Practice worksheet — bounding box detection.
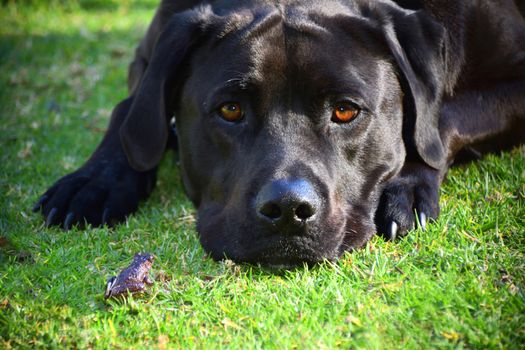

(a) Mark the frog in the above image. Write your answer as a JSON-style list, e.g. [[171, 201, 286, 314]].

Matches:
[[104, 253, 155, 299]]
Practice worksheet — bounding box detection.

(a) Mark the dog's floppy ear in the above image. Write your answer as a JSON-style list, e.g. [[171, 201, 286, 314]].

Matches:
[[383, 9, 448, 169], [120, 7, 215, 171]]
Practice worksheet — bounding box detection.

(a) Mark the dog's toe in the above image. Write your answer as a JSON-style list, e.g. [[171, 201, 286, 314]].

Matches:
[[33, 194, 50, 213], [66, 182, 109, 228], [101, 183, 142, 226]]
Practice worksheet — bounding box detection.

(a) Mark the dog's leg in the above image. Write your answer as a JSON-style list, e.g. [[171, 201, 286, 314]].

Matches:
[[33, 97, 158, 229], [32, 3, 185, 229], [376, 81, 525, 239]]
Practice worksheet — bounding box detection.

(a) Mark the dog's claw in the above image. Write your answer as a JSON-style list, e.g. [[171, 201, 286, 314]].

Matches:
[[32, 195, 48, 212], [45, 208, 58, 227], [64, 212, 74, 230], [102, 208, 110, 226], [105, 276, 116, 299], [388, 221, 398, 241], [418, 212, 427, 231]]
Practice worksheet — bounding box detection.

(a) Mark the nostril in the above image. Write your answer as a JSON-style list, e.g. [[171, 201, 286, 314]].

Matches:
[[295, 203, 315, 220], [255, 178, 321, 228], [259, 202, 282, 220]]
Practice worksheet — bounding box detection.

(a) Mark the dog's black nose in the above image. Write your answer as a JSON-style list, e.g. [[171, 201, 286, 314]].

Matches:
[[255, 179, 320, 232]]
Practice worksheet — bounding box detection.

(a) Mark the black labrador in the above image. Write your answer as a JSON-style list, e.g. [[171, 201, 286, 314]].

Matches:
[[34, 0, 525, 266]]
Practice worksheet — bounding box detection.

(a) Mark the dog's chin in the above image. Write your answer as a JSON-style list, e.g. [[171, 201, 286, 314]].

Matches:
[[215, 238, 343, 268], [197, 210, 347, 267]]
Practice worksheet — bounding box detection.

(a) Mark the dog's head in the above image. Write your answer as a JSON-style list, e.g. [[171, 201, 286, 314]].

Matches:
[[120, 0, 447, 265]]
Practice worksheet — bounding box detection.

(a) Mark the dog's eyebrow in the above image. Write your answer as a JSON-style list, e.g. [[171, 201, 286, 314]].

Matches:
[[221, 76, 253, 90], [204, 77, 254, 105]]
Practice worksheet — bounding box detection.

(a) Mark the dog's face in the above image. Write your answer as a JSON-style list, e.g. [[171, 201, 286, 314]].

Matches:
[[120, 1, 447, 265], [175, 3, 407, 265]]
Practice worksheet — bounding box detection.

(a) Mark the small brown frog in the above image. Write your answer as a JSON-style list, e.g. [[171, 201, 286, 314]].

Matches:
[[104, 253, 155, 299]]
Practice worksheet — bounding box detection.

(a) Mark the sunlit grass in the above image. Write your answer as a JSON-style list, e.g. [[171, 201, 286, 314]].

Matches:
[[1, 1, 524, 348]]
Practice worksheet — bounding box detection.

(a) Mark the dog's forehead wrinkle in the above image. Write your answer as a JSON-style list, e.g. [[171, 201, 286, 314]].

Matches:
[[249, 37, 286, 84], [213, 9, 254, 39], [239, 6, 282, 43], [282, 6, 331, 37]]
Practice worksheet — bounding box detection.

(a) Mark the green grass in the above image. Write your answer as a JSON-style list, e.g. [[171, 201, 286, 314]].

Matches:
[[1, 1, 524, 348]]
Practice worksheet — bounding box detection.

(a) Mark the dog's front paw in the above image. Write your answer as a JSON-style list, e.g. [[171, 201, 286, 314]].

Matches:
[[33, 158, 157, 230], [375, 163, 441, 240]]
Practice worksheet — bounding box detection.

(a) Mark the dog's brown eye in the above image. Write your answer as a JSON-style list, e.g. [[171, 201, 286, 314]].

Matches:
[[332, 102, 360, 123], [219, 102, 243, 122]]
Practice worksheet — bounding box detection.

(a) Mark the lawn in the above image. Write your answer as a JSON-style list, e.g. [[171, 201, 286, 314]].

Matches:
[[0, 1, 524, 348]]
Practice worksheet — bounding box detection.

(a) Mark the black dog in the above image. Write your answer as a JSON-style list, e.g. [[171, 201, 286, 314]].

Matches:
[[34, 0, 525, 265]]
